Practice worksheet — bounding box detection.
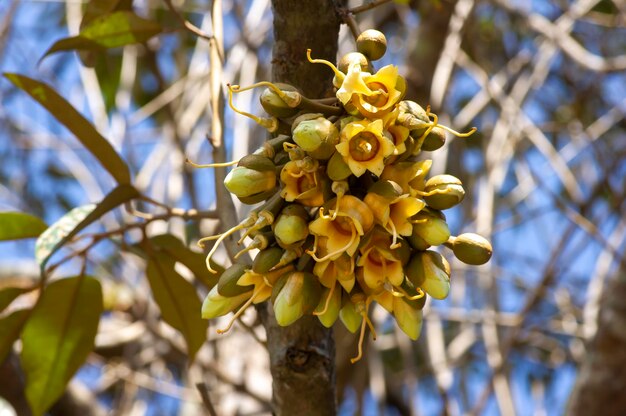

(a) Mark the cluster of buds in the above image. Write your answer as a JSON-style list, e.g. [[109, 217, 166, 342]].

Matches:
[[198, 30, 492, 363]]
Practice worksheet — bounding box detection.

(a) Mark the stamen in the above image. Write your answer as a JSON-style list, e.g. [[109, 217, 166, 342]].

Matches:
[[307, 234, 320, 257], [232, 81, 301, 107], [203, 231, 235, 273], [185, 157, 239, 169], [306, 49, 345, 80], [308, 226, 357, 263], [438, 124, 477, 138], [350, 315, 367, 364], [227, 84, 278, 131], [199, 216, 256, 273], [319, 207, 333, 220], [216, 286, 263, 334], [237, 212, 273, 244], [350, 299, 376, 364], [313, 282, 336, 316], [388, 220, 401, 249], [390, 285, 425, 300]]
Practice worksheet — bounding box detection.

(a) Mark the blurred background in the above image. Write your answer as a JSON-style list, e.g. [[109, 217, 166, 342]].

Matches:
[[0, 0, 625, 415]]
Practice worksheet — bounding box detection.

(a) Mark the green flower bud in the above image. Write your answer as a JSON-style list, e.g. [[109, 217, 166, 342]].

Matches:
[[423, 174, 465, 210], [201, 285, 252, 319], [217, 263, 252, 297], [272, 271, 321, 326], [393, 296, 423, 340], [338, 51, 372, 73], [409, 208, 450, 249], [292, 115, 339, 160], [327, 150, 353, 181], [398, 100, 430, 137], [252, 246, 284, 274], [224, 166, 276, 200], [260, 83, 300, 118], [356, 29, 387, 61], [339, 295, 362, 334], [315, 284, 342, 328], [406, 250, 451, 299], [273, 204, 310, 249], [451, 233, 493, 265], [420, 126, 446, 151]]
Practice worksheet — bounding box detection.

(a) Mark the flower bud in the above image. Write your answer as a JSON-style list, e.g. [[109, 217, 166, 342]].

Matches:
[[252, 246, 284, 274], [392, 297, 423, 340], [451, 233, 493, 265], [292, 114, 339, 160], [272, 271, 321, 326], [273, 204, 310, 249], [409, 208, 450, 250], [420, 126, 446, 151], [356, 29, 387, 61], [423, 174, 465, 210], [398, 100, 431, 136], [338, 52, 372, 73], [339, 295, 362, 334], [224, 166, 276, 200], [217, 263, 252, 297], [405, 250, 451, 299], [260, 83, 300, 118], [224, 155, 277, 203], [201, 285, 252, 319], [327, 150, 353, 181], [315, 284, 342, 328]]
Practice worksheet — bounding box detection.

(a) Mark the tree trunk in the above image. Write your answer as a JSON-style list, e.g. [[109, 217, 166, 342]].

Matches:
[[258, 1, 342, 415], [567, 267, 626, 415]]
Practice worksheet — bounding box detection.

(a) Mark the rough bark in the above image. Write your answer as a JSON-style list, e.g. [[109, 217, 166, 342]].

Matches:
[[259, 1, 342, 415], [567, 267, 626, 416]]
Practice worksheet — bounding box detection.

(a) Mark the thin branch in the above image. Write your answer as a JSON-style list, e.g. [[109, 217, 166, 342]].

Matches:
[[163, 0, 214, 42], [195, 383, 218, 416], [350, 0, 393, 15]]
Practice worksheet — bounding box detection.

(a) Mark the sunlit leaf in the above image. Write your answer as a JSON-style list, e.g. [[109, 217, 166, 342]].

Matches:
[[3, 73, 131, 185], [0, 212, 47, 241], [149, 234, 222, 288], [0, 286, 35, 313], [35, 185, 139, 269], [0, 309, 30, 364], [21, 276, 102, 416], [78, 0, 133, 67], [146, 256, 207, 361], [43, 11, 163, 58]]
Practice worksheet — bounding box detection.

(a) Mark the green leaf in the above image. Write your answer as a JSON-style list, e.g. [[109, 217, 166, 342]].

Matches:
[[81, 0, 131, 27], [43, 11, 163, 58], [146, 256, 207, 361], [21, 276, 102, 416], [0, 212, 48, 241], [0, 286, 35, 313], [149, 234, 222, 289], [3, 73, 131, 185], [0, 309, 30, 364], [35, 185, 139, 269]]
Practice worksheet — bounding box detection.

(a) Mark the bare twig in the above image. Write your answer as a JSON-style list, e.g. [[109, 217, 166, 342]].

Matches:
[[350, 0, 393, 15], [164, 0, 214, 42], [195, 383, 219, 416]]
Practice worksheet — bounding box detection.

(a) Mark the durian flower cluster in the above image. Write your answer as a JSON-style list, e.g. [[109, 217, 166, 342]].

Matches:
[[198, 30, 492, 363]]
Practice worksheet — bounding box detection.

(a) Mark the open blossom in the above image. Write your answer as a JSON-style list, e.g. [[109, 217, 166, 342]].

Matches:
[[337, 62, 404, 118], [336, 118, 395, 177], [280, 159, 327, 207], [308, 195, 374, 261], [364, 180, 425, 242], [356, 226, 406, 291]]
